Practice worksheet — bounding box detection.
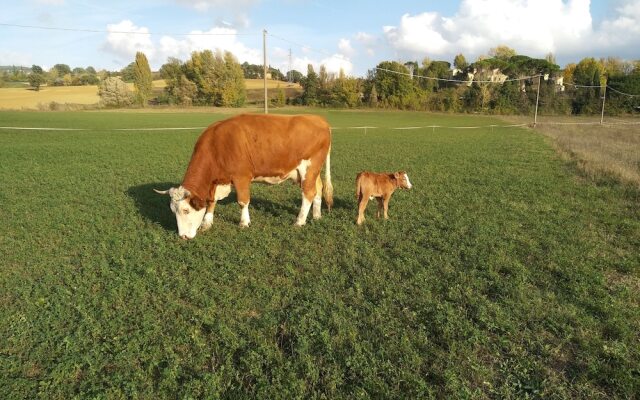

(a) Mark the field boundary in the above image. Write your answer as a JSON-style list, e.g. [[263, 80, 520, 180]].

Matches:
[[1, 123, 530, 132], [2, 120, 638, 132]]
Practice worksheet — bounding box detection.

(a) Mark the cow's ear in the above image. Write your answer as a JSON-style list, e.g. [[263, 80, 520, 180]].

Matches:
[[393, 172, 402, 180], [189, 196, 207, 211]]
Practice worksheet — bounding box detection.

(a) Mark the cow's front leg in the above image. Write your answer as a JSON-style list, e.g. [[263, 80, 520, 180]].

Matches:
[[234, 178, 251, 228], [200, 201, 217, 231]]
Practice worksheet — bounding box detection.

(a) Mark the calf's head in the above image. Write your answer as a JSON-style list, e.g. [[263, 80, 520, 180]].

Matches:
[[394, 171, 413, 189], [154, 186, 206, 240]]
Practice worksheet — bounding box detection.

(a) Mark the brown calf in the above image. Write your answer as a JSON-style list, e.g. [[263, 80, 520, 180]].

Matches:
[[355, 171, 412, 225]]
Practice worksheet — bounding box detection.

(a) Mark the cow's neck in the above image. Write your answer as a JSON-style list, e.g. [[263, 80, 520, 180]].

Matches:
[[181, 150, 214, 202]]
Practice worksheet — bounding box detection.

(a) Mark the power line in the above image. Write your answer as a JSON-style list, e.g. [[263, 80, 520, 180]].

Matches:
[[0, 22, 258, 36]]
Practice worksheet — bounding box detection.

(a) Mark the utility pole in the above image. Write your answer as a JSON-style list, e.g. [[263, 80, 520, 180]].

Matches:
[[288, 48, 292, 83], [533, 75, 541, 127], [600, 81, 607, 125], [263, 29, 268, 114]]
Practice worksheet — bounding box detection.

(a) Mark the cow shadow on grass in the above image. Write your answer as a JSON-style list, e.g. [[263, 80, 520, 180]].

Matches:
[[127, 182, 351, 230], [126, 182, 178, 231]]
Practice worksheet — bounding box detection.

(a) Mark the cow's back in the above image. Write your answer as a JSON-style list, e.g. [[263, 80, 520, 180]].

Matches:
[[208, 114, 331, 177]]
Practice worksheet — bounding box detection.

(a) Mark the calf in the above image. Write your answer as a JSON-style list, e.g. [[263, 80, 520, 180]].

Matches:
[[355, 171, 412, 225]]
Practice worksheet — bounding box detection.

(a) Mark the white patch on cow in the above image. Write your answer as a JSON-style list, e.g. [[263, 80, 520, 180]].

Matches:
[[295, 197, 312, 226], [172, 196, 206, 239], [297, 159, 311, 183], [214, 184, 232, 200], [312, 193, 322, 220], [252, 159, 311, 186], [404, 173, 413, 189], [239, 202, 251, 227]]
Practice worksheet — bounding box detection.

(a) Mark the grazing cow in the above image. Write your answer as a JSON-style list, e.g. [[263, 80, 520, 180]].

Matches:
[[155, 114, 333, 239], [355, 171, 412, 225]]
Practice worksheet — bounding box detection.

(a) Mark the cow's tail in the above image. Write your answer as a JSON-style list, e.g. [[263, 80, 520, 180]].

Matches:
[[355, 173, 362, 200], [323, 144, 334, 210]]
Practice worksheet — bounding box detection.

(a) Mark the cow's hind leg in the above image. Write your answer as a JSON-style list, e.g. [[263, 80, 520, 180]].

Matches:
[[312, 175, 323, 220], [296, 171, 319, 226]]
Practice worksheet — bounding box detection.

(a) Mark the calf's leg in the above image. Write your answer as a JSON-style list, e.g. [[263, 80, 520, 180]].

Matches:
[[356, 195, 369, 225]]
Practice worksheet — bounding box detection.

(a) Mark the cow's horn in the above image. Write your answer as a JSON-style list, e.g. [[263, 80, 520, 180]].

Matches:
[[153, 188, 170, 195]]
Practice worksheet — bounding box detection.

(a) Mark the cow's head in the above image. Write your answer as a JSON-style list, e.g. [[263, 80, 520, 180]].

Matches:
[[154, 186, 206, 240], [394, 171, 413, 190]]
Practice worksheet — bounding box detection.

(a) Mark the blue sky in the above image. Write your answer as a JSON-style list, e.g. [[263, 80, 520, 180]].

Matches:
[[1, 0, 639, 77]]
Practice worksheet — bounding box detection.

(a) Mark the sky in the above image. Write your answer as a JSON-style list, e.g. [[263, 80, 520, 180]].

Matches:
[[1, 0, 639, 77]]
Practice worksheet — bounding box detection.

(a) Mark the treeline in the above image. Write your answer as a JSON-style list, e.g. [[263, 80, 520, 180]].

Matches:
[[4, 45, 639, 115], [296, 50, 640, 115]]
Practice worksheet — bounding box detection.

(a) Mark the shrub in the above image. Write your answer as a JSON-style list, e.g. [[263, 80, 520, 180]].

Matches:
[[98, 77, 133, 108]]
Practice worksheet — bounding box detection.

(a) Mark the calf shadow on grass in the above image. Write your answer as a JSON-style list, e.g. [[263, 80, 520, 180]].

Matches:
[[127, 182, 352, 231]]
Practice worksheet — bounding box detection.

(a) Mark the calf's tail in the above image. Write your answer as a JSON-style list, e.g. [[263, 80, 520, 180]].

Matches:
[[322, 144, 334, 210]]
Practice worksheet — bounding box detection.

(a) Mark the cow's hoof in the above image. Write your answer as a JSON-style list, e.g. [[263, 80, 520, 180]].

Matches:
[[239, 222, 250, 228], [294, 220, 306, 227]]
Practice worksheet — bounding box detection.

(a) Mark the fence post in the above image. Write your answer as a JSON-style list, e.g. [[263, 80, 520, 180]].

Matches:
[[600, 82, 607, 125], [533, 75, 541, 127]]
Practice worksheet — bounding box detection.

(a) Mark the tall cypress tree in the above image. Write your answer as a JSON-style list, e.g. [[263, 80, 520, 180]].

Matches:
[[133, 52, 153, 107]]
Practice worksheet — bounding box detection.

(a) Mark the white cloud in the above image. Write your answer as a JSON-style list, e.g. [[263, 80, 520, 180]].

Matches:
[[102, 21, 262, 68], [103, 20, 155, 62], [338, 38, 354, 57], [381, 0, 640, 63], [157, 27, 262, 65], [175, 0, 259, 12]]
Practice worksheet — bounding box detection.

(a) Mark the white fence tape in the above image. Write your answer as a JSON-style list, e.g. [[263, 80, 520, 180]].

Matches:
[[1, 121, 637, 132]]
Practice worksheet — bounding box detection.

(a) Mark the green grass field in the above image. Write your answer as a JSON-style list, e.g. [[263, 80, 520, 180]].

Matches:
[[1, 110, 638, 399]]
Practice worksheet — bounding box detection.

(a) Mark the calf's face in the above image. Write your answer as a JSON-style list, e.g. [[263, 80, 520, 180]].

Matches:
[[395, 171, 413, 189], [154, 186, 206, 240]]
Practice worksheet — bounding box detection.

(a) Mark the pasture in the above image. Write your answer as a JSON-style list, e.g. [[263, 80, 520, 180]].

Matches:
[[0, 79, 300, 110], [0, 110, 638, 398]]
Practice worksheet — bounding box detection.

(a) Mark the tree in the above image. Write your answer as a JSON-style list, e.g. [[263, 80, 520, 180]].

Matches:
[[286, 69, 304, 83], [489, 45, 516, 61], [98, 76, 132, 107], [120, 62, 136, 82], [32, 65, 43, 74], [374, 61, 413, 107], [133, 52, 153, 106], [453, 54, 468, 70], [571, 57, 605, 114], [219, 51, 246, 107], [369, 84, 378, 107], [28, 73, 46, 91], [52, 64, 71, 76], [302, 64, 319, 106]]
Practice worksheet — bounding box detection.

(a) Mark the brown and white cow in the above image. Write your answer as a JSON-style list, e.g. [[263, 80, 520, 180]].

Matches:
[[155, 114, 333, 239], [355, 171, 412, 225]]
